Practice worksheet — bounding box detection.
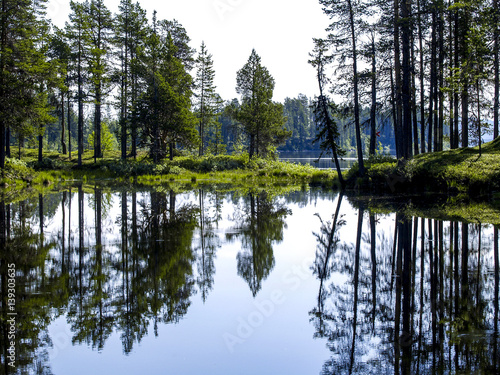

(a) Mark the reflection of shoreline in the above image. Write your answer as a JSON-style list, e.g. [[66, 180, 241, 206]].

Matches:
[[310, 207, 500, 374], [1, 189, 498, 374]]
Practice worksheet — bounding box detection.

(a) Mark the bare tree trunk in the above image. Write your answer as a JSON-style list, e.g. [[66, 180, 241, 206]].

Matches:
[[5, 126, 9, 158], [494, 0, 499, 139], [348, 0, 365, 174], [370, 34, 377, 156], [394, 0, 403, 159], [78, 29, 84, 167], [68, 91, 72, 160], [437, 6, 445, 151], [401, 0, 413, 159], [417, 0, 426, 153], [61, 90, 67, 155], [411, 33, 419, 156]]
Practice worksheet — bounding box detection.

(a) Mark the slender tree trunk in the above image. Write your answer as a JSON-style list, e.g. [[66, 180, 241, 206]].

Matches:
[[121, 10, 129, 160], [401, 0, 413, 159], [417, 0, 426, 153], [429, 7, 437, 153], [5, 127, 9, 158], [68, 91, 72, 160], [370, 213, 377, 330], [120, 46, 128, 160], [370, 35, 377, 156], [461, 87, 469, 147], [169, 142, 174, 161], [350, 205, 363, 374], [0, 119, 4, 169], [494, 0, 499, 139], [348, 0, 365, 174], [38, 129, 43, 163], [131, 51, 137, 160], [477, 81, 482, 156], [391, 67, 400, 158], [401, 216, 412, 375], [61, 90, 67, 155], [0, 0, 5, 169], [411, 33, 419, 156], [38, 87, 44, 163], [78, 29, 84, 167], [460, 8, 470, 148], [437, 4, 445, 151], [249, 133, 255, 158], [94, 88, 102, 161], [448, 4, 455, 149], [453, 0, 460, 148], [394, 0, 403, 159]]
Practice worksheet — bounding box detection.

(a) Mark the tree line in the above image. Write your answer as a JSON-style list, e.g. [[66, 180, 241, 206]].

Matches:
[[1, 0, 498, 171], [0, 0, 291, 169]]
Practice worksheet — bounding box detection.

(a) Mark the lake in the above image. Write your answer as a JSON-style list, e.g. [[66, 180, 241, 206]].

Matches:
[[278, 151, 362, 170], [0, 186, 499, 374]]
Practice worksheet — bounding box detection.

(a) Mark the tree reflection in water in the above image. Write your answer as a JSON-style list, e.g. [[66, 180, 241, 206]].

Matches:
[[227, 191, 291, 297], [0, 189, 499, 375], [311, 196, 500, 374]]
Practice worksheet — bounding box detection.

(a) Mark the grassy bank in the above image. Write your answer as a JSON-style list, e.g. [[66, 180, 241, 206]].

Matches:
[[350, 137, 500, 199], [2, 138, 500, 200], [0, 150, 338, 191]]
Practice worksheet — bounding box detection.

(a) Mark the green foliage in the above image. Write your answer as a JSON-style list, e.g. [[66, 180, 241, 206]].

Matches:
[[88, 123, 118, 155], [233, 49, 291, 157], [194, 41, 221, 156], [135, 29, 198, 161]]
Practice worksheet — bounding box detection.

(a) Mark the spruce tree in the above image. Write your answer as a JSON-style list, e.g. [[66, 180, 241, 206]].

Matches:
[[194, 41, 219, 156]]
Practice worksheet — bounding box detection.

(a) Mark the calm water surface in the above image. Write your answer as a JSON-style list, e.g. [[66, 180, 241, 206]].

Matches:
[[0, 187, 499, 374], [279, 151, 360, 170]]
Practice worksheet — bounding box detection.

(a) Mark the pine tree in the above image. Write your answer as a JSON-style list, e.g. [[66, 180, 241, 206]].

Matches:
[[135, 18, 197, 162], [115, 0, 148, 159], [234, 49, 290, 158], [309, 38, 346, 187], [66, 0, 88, 167], [85, 0, 113, 161], [48, 27, 71, 155], [194, 41, 219, 156], [0, 0, 55, 168], [319, 0, 366, 174]]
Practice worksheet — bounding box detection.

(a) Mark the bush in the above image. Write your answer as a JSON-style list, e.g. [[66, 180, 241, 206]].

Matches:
[[32, 157, 66, 170]]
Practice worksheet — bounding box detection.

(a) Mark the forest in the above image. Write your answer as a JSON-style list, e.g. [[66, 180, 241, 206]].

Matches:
[[0, 0, 498, 173]]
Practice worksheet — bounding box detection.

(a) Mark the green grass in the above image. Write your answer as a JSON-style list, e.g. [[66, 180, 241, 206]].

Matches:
[[346, 138, 500, 197], [409, 137, 500, 194], [0, 149, 338, 191], [3, 138, 500, 200]]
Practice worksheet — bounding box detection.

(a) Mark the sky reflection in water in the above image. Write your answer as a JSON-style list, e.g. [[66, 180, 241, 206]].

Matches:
[[0, 188, 498, 374]]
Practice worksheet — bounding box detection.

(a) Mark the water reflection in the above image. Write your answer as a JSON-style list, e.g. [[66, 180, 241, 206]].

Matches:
[[228, 191, 291, 297], [0, 189, 498, 374], [279, 151, 359, 170], [311, 198, 500, 374]]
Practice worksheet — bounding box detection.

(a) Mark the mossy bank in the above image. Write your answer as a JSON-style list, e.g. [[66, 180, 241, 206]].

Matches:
[[349, 137, 500, 200]]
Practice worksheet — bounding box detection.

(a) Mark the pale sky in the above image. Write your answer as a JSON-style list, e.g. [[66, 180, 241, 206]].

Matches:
[[46, 0, 330, 103]]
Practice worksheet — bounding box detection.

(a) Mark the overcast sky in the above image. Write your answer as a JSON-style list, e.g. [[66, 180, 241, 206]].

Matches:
[[47, 0, 330, 103]]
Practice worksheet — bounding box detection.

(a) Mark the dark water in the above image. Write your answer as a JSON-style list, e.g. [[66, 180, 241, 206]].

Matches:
[[0, 187, 499, 374]]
